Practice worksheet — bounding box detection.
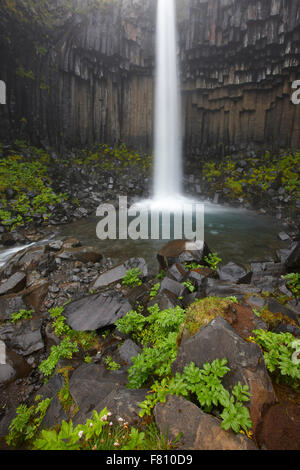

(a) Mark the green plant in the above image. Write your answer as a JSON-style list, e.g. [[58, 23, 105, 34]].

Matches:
[[105, 355, 121, 371], [33, 407, 177, 451], [149, 283, 160, 300], [184, 262, 204, 270], [226, 296, 238, 304], [156, 270, 166, 280], [182, 280, 195, 293], [139, 359, 253, 434], [282, 273, 300, 297], [250, 330, 300, 389], [39, 338, 79, 378], [115, 304, 186, 388], [10, 309, 34, 324], [204, 253, 222, 271], [122, 268, 143, 287], [6, 396, 51, 448]]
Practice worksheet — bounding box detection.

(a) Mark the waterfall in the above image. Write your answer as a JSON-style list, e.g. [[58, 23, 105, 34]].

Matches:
[[153, 0, 182, 200]]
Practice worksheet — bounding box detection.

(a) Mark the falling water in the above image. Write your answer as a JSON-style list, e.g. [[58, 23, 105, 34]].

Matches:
[[153, 0, 182, 200]]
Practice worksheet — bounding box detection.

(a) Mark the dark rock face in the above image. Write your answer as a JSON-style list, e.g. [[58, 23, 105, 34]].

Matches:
[[0, 273, 26, 296], [0, 319, 44, 356], [172, 317, 276, 431], [1, 0, 299, 153], [63, 290, 132, 331], [154, 395, 257, 450], [92, 258, 147, 290], [157, 240, 211, 271], [217, 262, 252, 284]]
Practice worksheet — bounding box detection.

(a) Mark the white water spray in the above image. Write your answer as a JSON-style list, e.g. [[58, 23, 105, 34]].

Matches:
[[153, 0, 182, 200]]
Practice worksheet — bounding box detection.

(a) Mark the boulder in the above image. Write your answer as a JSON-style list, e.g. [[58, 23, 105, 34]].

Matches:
[[154, 395, 256, 450], [166, 263, 188, 283], [92, 258, 147, 290], [0, 341, 31, 387], [172, 317, 276, 432], [205, 278, 260, 298], [267, 298, 300, 325], [117, 339, 142, 367], [147, 291, 180, 310], [0, 294, 27, 322], [56, 246, 103, 264], [217, 262, 252, 284], [22, 279, 49, 313], [159, 277, 187, 298], [63, 291, 132, 331], [157, 240, 211, 271], [69, 363, 127, 424], [0, 319, 44, 356], [0, 272, 26, 296], [285, 242, 300, 269]]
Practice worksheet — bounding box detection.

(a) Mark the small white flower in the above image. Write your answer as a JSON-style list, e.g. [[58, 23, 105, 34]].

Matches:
[[78, 431, 83, 438], [90, 423, 93, 427], [109, 422, 113, 426], [118, 417, 124, 423], [107, 412, 112, 417], [101, 415, 108, 421]]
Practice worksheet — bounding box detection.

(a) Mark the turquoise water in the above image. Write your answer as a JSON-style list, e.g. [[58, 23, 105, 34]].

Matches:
[[57, 203, 285, 273]]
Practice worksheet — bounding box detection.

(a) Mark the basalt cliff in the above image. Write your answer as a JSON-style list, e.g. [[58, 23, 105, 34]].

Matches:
[[0, 0, 300, 156]]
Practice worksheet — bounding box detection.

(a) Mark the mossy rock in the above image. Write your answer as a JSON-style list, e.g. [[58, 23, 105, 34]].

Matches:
[[183, 297, 235, 337]]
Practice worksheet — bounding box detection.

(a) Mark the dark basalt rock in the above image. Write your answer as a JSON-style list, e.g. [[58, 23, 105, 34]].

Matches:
[[172, 317, 276, 431], [157, 240, 211, 271], [92, 258, 147, 290], [154, 395, 257, 450], [56, 246, 103, 264], [285, 242, 300, 269], [63, 290, 133, 331], [217, 262, 252, 284], [117, 339, 142, 367], [0, 319, 44, 356], [0, 272, 26, 296], [159, 277, 187, 298], [0, 294, 27, 322], [205, 278, 260, 298], [0, 341, 31, 387]]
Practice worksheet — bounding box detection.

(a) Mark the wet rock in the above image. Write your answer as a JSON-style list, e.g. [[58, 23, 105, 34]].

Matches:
[[92, 258, 147, 289], [63, 290, 132, 331], [48, 240, 64, 251], [157, 240, 211, 271], [172, 317, 276, 432], [41, 397, 68, 430], [0, 319, 44, 356], [117, 339, 142, 367], [278, 232, 290, 241], [37, 374, 65, 400], [205, 278, 260, 298], [0, 294, 27, 322], [257, 403, 300, 450], [91, 387, 148, 426], [285, 242, 300, 269], [246, 295, 266, 310], [154, 395, 256, 450], [0, 341, 31, 387], [272, 323, 300, 337], [69, 363, 127, 424], [267, 298, 299, 325], [22, 279, 49, 312], [166, 263, 188, 282], [1, 233, 17, 246], [147, 291, 180, 310], [159, 277, 186, 298], [217, 262, 252, 284], [0, 272, 26, 296], [56, 246, 103, 264]]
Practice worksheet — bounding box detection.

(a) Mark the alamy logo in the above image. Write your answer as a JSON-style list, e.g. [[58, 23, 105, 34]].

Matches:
[[0, 80, 6, 105], [291, 80, 300, 105], [96, 196, 204, 241]]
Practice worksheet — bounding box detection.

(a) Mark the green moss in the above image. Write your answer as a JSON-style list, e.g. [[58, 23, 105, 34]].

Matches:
[[184, 297, 235, 336]]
